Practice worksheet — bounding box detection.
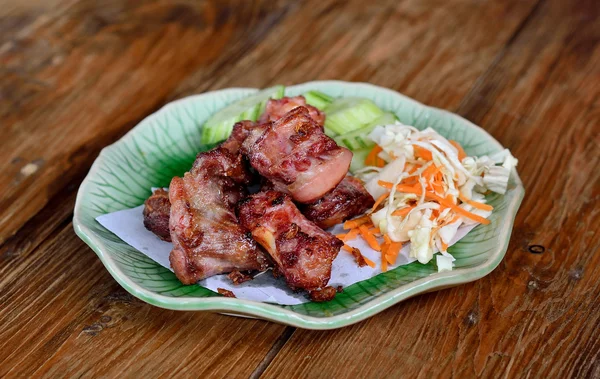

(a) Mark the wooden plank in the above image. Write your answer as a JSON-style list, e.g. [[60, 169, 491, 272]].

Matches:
[[0, 0, 297, 244], [188, 0, 540, 110], [0, 223, 288, 377], [262, 0, 600, 377]]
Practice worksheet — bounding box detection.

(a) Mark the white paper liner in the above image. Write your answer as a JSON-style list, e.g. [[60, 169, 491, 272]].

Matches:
[[96, 205, 475, 305]]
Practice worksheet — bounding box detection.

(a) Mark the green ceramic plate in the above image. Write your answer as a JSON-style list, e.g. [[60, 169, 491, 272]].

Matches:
[[73, 81, 524, 330]]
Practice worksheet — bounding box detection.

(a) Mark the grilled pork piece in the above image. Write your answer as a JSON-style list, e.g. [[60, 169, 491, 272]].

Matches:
[[301, 176, 375, 229], [221, 120, 258, 154], [168, 148, 269, 285], [308, 286, 338, 302], [238, 191, 343, 291], [242, 107, 352, 203], [259, 96, 325, 126], [143, 188, 172, 241]]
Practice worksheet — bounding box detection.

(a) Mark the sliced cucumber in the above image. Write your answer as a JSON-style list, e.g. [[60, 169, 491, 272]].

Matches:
[[334, 112, 397, 151], [303, 90, 334, 110], [349, 148, 370, 173], [324, 97, 384, 136], [201, 85, 285, 144]]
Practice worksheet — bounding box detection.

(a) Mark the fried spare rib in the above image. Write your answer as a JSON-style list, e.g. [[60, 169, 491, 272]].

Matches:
[[168, 147, 269, 284], [242, 107, 352, 203], [143, 188, 172, 241], [220, 120, 258, 154], [301, 176, 375, 229], [259, 96, 325, 126], [238, 191, 343, 291]]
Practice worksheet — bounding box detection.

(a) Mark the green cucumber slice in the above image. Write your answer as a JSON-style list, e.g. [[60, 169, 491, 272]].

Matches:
[[324, 97, 384, 135], [201, 85, 285, 144], [334, 112, 397, 150], [303, 90, 334, 110], [349, 148, 371, 173]]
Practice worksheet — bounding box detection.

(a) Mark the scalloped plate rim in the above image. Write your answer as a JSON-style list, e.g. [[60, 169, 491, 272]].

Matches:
[[73, 80, 525, 330]]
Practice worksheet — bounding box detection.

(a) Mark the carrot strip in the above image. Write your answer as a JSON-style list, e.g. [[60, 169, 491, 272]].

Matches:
[[459, 193, 494, 211], [378, 180, 490, 225], [421, 165, 439, 181], [358, 224, 381, 251], [380, 235, 391, 269], [369, 227, 381, 235], [343, 244, 377, 268], [371, 193, 389, 212], [343, 215, 371, 229], [344, 228, 360, 241], [342, 244, 354, 252], [362, 256, 376, 268], [441, 240, 449, 252], [387, 242, 402, 264], [413, 145, 433, 161], [378, 181, 423, 195], [449, 140, 467, 161], [429, 210, 438, 221], [365, 145, 383, 166], [429, 192, 491, 225]]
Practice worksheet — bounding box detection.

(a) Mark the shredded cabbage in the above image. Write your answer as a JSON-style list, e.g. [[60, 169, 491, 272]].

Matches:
[[354, 122, 516, 271]]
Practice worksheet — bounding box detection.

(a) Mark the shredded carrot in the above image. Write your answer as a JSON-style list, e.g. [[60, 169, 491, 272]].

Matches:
[[441, 240, 449, 252], [369, 227, 381, 235], [429, 210, 438, 221], [403, 177, 419, 186], [344, 228, 359, 241], [391, 206, 413, 217], [358, 224, 381, 251], [365, 145, 383, 166], [378, 180, 490, 224], [384, 255, 394, 266], [413, 145, 433, 161], [431, 181, 445, 194], [434, 171, 444, 182], [381, 253, 388, 272], [421, 164, 439, 181], [380, 235, 392, 269], [371, 193, 389, 213], [432, 194, 491, 224], [387, 242, 402, 265], [343, 244, 375, 268], [342, 244, 354, 252], [458, 193, 494, 211], [449, 140, 467, 161], [362, 255, 376, 268], [445, 194, 457, 205], [343, 215, 371, 230], [378, 181, 424, 195]]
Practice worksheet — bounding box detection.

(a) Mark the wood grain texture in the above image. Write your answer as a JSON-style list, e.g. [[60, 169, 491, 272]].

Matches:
[[0, 0, 296, 244], [1, 0, 599, 377], [0, 223, 287, 377], [263, 0, 600, 377]]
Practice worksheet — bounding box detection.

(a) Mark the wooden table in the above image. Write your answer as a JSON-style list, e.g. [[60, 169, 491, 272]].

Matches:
[[1, 0, 598, 377]]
